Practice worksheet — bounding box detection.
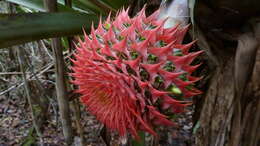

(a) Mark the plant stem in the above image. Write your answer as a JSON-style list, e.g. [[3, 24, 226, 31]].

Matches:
[[17, 46, 43, 146], [44, 0, 73, 144]]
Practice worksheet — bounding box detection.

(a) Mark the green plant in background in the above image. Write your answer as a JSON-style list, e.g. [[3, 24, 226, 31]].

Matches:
[[0, 0, 129, 49]]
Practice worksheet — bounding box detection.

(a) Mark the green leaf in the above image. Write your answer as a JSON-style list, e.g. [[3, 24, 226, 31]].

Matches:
[[21, 127, 36, 146], [0, 12, 99, 49], [75, 0, 106, 14], [100, 0, 129, 9], [189, 0, 196, 39], [132, 131, 145, 146], [57, 0, 106, 14], [193, 121, 200, 134], [6, 0, 74, 12], [170, 86, 182, 95], [6, 0, 107, 14], [189, 0, 196, 26]]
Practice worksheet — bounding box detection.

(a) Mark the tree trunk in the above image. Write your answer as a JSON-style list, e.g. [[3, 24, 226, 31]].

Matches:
[[44, 0, 73, 144], [193, 0, 260, 146]]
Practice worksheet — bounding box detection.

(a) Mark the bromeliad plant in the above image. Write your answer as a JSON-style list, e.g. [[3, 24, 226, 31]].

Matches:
[[72, 7, 202, 139]]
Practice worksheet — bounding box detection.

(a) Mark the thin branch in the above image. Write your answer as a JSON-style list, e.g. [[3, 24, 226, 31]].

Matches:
[[44, 0, 73, 144], [64, 0, 85, 145], [0, 72, 24, 75], [17, 46, 43, 145], [0, 50, 74, 96], [0, 83, 24, 96], [40, 40, 54, 60]]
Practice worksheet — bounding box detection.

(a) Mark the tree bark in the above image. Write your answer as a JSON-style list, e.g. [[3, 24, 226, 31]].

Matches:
[[193, 0, 260, 146]]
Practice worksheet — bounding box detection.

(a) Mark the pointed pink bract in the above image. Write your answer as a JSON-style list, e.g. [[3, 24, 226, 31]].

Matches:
[[72, 7, 202, 139]]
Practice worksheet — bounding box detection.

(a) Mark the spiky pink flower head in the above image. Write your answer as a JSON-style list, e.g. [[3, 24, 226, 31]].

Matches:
[[71, 6, 202, 139]]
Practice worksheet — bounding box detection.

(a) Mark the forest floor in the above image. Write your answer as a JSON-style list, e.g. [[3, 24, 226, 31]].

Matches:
[[0, 90, 195, 146]]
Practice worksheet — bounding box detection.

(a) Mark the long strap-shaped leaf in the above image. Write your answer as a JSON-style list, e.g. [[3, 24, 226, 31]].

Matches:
[[6, 0, 74, 12], [6, 0, 106, 14], [0, 12, 98, 49], [100, 0, 129, 10]]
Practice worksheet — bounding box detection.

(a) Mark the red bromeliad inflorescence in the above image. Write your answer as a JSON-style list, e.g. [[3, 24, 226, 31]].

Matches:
[[71, 7, 203, 139]]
